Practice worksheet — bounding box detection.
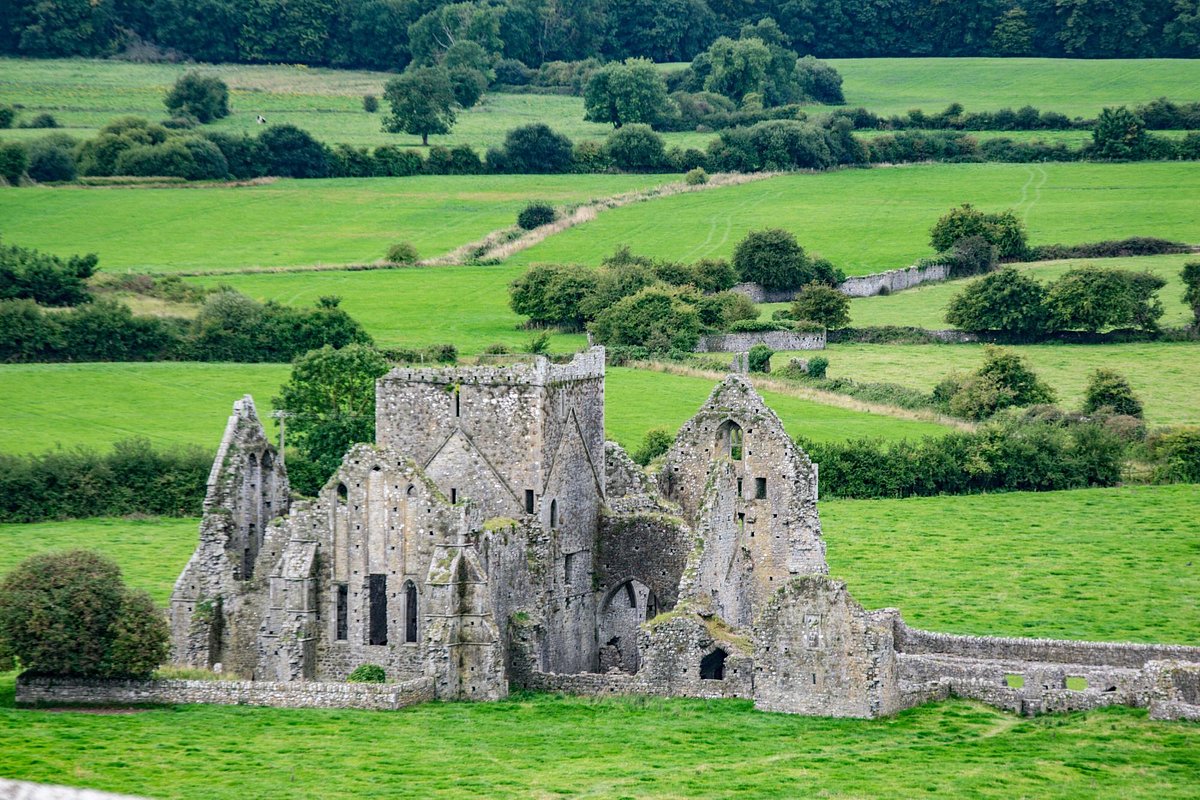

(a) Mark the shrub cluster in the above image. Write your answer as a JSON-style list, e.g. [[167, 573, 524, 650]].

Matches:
[[1024, 237, 1189, 261], [946, 265, 1168, 339], [831, 103, 1081, 132], [930, 204, 1028, 260], [732, 229, 843, 291], [510, 247, 752, 353], [0, 291, 372, 364], [801, 414, 1125, 499], [0, 550, 168, 678], [0, 438, 210, 522], [0, 239, 97, 305]]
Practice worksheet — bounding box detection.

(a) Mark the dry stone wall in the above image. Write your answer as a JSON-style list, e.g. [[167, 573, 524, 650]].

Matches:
[[696, 331, 826, 353]]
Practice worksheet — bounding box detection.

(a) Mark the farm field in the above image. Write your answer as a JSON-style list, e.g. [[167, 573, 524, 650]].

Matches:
[[510, 162, 1200, 273], [5, 57, 1199, 150], [2, 484, 1193, 645], [0, 363, 947, 456], [793, 342, 1200, 427], [0, 175, 672, 273], [1, 681, 1197, 800], [842, 253, 1199, 329], [188, 264, 589, 353]]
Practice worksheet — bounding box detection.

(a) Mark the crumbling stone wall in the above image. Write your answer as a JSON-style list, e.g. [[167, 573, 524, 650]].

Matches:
[[753, 576, 900, 717], [170, 396, 289, 673], [695, 331, 826, 353]]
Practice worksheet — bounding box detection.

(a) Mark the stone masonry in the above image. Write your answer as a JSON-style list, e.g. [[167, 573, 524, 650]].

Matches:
[[147, 347, 1200, 720]]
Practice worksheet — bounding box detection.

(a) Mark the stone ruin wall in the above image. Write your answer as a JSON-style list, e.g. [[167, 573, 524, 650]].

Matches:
[[695, 330, 826, 353]]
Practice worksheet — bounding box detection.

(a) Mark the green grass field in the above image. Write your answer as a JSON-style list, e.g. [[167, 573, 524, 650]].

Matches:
[[187, 264, 589, 353], [0, 175, 671, 273], [796, 342, 1200, 427], [842, 254, 1199, 329], [0, 363, 945, 456], [511, 162, 1200, 274], [1, 680, 1195, 799]]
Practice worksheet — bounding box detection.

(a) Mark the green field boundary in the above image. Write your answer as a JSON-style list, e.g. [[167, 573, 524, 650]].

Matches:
[[633, 360, 974, 432]]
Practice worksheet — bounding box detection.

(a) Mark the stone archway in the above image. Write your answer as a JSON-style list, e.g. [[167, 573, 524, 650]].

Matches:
[[598, 578, 656, 674]]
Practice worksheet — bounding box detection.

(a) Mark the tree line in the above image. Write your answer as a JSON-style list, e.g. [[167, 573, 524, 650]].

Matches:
[[4, 0, 1199, 68]]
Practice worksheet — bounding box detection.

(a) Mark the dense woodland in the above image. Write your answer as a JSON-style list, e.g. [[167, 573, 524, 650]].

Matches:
[[3, 0, 1199, 68]]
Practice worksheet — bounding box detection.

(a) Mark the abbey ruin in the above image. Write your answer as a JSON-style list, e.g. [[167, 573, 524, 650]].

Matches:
[[156, 348, 1200, 720]]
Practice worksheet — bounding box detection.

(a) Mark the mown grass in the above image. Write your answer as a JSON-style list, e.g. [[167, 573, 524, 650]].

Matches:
[[4, 485, 1193, 644], [605, 366, 949, 448], [0, 362, 290, 453], [790, 342, 1200, 427], [511, 162, 1200, 274], [0, 517, 197, 604], [841, 253, 1200, 329], [0, 175, 672, 273], [0, 57, 713, 151], [1, 680, 1198, 799], [823, 485, 1200, 644], [0, 363, 940, 456], [817, 57, 1200, 118], [187, 264, 589, 353]]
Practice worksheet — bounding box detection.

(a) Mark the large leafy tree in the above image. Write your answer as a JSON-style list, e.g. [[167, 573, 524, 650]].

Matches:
[[274, 343, 390, 493], [407, 1, 502, 65], [944, 267, 1050, 341], [1045, 266, 1165, 332], [1182, 261, 1200, 327], [703, 36, 772, 103], [1091, 106, 1150, 160], [583, 58, 670, 128], [383, 67, 458, 145]]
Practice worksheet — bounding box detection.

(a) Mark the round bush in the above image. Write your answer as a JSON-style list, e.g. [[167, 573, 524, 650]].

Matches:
[[164, 73, 230, 124], [517, 202, 556, 230], [386, 242, 420, 264], [685, 167, 708, 185], [348, 663, 387, 683], [0, 549, 168, 677], [27, 137, 77, 182], [21, 113, 60, 129], [363, 94, 379, 113], [604, 124, 666, 172], [748, 344, 774, 373]]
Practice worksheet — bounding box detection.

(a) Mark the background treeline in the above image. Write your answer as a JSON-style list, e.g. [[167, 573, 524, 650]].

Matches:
[[834, 99, 1200, 132], [3, 0, 1199, 68]]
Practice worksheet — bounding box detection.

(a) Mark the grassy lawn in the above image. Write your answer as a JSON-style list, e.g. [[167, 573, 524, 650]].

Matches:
[[821, 57, 1200, 117], [510, 162, 1200, 274], [0, 362, 291, 454], [187, 265, 589, 353], [842, 253, 1200, 329], [0, 57, 713, 152], [1, 681, 1198, 799], [605, 367, 949, 449], [794, 342, 1200, 427], [0, 175, 672, 273], [0, 363, 942, 456], [0, 517, 198, 605], [824, 485, 1200, 644]]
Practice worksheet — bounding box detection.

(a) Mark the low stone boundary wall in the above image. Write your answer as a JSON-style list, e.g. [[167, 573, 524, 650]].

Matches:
[[838, 263, 950, 298], [696, 330, 825, 353], [523, 668, 751, 700], [895, 624, 1200, 669], [16, 674, 435, 711]]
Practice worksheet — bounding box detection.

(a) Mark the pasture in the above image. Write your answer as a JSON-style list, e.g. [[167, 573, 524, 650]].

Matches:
[[2, 484, 1193, 644], [0, 175, 671, 273], [842, 253, 1199, 329], [510, 162, 1200, 274], [0, 363, 948, 456], [1, 681, 1196, 799], [4, 56, 1199, 151], [795, 342, 1200, 427]]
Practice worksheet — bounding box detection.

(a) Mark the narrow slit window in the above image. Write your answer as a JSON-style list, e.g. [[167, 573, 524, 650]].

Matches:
[[368, 574, 387, 646], [525, 489, 535, 515], [455, 389, 461, 417], [405, 581, 418, 643], [755, 477, 767, 499], [450, 488, 458, 504], [550, 499, 558, 529], [335, 584, 348, 641]]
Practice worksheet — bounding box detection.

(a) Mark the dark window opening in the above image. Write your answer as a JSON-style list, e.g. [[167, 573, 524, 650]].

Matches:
[[450, 488, 458, 504], [646, 592, 658, 621], [525, 490, 535, 515], [737, 512, 745, 533], [550, 499, 558, 529], [455, 389, 461, 417], [405, 581, 418, 643], [755, 477, 767, 499], [337, 483, 348, 505], [700, 648, 728, 680], [335, 584, 348, 641], [564, 552, 575, 586], [737, 477, 743, 497], [368, 574, 387, 645]]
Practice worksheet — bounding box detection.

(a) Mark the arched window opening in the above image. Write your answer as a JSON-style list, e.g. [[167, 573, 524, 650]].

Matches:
[[406, 484, 416, 497], [717, 421, 743, 461], [646, 591, 658, 621], [550, 499, 558, 529], [404, 581, 418, 643], [700, 648, 728, 680], [337, 483, 348, 505], [368, 574, 387, 646]]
